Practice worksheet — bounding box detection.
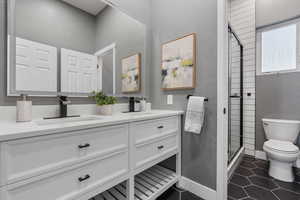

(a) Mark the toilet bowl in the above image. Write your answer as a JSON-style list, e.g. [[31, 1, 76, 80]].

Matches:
[[263, 139, 299, 182], [262, 118, 300, 182]]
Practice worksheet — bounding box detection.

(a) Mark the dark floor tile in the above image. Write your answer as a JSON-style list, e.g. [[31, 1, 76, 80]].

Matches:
[[244, 185, 278, 200], [181, 191, 204, 200], [230, 174, 251, 186], [273, 188, 300, 200], [294, 168, 300, 183], [157, 187, 180, 200], [249, 176, 278, 190], [229, 155, 300, 200], [274, 180, 300, 194], [228, 183, 247, 199], [240, 161, 256, 169], [254, 160, 269, 169], [235, 167, 254, 177], [243, 155, 256, 162], [295, 174, 300, 184], [157, 187, 204, 200], [252, 168, 270, 178]]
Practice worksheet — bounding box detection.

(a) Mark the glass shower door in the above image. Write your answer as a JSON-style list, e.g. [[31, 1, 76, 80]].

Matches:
[[228, 26, 243, 163]]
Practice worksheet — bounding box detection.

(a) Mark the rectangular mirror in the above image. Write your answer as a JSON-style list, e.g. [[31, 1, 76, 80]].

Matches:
[[7, 0, 146, 97]]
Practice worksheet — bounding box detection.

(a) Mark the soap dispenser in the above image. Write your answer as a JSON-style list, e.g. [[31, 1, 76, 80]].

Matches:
[[140, 97, 147, 112], [16, 94, 32, 122]]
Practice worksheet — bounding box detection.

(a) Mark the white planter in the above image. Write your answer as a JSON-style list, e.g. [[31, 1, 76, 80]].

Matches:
[[97, 105, 114, 115]]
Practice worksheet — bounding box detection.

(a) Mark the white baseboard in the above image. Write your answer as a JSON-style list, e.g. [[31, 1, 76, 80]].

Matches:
[[178, 176, 216, 200], [255, 150, 267, 160]]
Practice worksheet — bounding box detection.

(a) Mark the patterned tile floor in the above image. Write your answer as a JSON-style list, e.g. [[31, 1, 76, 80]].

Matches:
[[157, 186, 204, 200], [228, 155, 300, 200]]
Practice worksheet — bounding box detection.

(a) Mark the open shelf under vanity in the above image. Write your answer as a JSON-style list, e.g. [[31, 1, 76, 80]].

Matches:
[[91, 165, 178, 200]]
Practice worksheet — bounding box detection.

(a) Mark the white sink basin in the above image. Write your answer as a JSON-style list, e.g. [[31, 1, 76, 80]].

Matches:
[[35, 116, 103, 126]]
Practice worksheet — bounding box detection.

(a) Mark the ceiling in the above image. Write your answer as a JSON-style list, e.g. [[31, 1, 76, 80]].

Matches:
[[62, 0, 107, 16]]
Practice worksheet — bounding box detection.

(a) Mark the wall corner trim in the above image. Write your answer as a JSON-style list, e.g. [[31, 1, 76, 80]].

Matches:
[[178, 176, 217, 200]]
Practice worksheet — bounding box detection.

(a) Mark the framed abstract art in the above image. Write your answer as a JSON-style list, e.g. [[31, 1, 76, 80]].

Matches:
[[121, 53, 141, 93], [161, 33, 196, 90]]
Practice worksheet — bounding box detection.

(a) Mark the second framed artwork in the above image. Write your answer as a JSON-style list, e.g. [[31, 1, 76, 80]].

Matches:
[[161, 33, 196, 90], [121, 53, 141, 93]]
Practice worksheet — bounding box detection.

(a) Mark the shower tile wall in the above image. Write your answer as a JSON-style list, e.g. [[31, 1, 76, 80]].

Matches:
[[230, 0, 256, 156]]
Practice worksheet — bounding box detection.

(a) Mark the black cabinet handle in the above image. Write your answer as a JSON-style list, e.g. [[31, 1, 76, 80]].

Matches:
[[230, 95, 242, 99], [157, 126, 164, 129], [157, 145, 164, 150], [78, 174, 90, 182], [78, 143, 90, 149]]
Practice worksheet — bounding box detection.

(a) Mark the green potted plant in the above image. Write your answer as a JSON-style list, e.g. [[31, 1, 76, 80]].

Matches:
[[91, 91, 117, 115]]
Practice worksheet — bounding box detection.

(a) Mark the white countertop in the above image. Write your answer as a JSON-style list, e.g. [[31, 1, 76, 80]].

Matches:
[[0, 110, 184, 142]]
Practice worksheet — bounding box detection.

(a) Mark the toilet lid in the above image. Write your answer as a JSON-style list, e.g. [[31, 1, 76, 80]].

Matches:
[[264, 140, 299, 154]]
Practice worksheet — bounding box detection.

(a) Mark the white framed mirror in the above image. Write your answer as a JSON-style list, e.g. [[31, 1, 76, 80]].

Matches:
[[7, 0, 146, 97]]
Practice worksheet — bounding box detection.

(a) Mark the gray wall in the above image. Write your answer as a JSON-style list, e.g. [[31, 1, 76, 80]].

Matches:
[[16, 0, 96, 54], [0, 0, 150, 106], [101, 51, 114, 95], [256, 0, 300, 28], [95, 6, 146, 96], [150, 0, 218, 190], [255, 0, 300, 150]]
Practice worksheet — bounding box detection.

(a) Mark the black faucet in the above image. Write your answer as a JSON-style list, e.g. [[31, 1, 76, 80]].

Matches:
[[129, 97, 135, 112], [58, 96, 70, 118], [43, 96, 80, 120], [128, 97, 142, 112]]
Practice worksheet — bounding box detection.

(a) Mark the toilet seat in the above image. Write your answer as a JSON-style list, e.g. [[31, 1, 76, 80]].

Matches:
[[264, 140, 299, 154]]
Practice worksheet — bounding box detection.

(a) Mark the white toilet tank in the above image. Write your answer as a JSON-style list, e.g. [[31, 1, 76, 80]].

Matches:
[[262, 118, 300, 143]]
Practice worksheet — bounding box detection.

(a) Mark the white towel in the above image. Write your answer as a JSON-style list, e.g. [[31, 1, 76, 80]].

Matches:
[[184, 96, 205, 134]]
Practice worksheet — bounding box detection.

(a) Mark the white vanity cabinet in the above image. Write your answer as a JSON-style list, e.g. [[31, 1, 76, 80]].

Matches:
[[0, 125, 128, 186], [0, 114, 181, 200], [131, 117, 179, 171]]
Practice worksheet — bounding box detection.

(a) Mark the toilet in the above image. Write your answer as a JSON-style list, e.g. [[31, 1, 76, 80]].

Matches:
[[262, 118, 300, 182]]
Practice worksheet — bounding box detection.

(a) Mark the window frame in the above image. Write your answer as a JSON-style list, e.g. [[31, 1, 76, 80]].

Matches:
[[256, 19, 300, 76]]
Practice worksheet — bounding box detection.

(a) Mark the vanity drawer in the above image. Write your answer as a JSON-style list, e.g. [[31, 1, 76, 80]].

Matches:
[[1, 151, 128, 200], [0, 125, 128, 185], [131, 116, 179, 144], [135, 135, 178, 168]]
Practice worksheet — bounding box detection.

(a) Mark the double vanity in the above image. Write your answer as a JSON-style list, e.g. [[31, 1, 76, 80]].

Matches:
[[0, 110, 182, 200], [3, 0, 183, 199]]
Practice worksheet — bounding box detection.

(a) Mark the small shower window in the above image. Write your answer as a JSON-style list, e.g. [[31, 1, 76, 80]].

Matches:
[[257, 21, 300, 75]]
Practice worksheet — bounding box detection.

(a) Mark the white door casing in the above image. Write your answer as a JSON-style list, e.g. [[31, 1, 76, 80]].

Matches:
[[95, 43, 116, 95], [15, 37, 57, 92], [217, 0, 229, 199]]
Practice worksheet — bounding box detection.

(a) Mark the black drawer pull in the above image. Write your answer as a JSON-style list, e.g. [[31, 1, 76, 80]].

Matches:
[[78, 174, 90, 182], [157, 145, 164, 150], [157, 126, 164, 129], [78, 143, 90, 149]]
